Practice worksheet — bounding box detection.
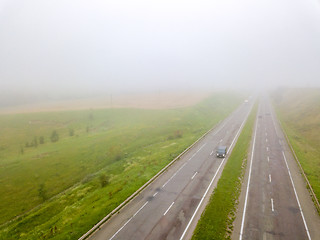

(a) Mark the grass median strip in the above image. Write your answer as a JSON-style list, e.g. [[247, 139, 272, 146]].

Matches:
[[192, 103, 257, 240]]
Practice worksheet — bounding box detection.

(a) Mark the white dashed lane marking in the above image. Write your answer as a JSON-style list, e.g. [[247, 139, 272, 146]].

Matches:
[[191, 172, 198, 180], [271, 198, 274, 212], [163, 202, 174, 216], [269, 174, 271, 183]]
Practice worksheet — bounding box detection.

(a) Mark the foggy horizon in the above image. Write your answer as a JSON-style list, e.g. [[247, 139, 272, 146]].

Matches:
[[1, 0, 320, 107]]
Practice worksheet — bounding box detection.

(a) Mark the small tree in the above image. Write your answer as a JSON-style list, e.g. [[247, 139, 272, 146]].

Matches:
[[50, 130, 59, 142], [33, 136, 38, 147], [38, 183, 48, 201], [20, 146, 24, 154], [99, 174, 110, 187], [69, 128, 74, 136], [109, 145, 122, 161], [39, 136, 44, 144], [174, 130, 183, 138], [89, 111, 94, 121]]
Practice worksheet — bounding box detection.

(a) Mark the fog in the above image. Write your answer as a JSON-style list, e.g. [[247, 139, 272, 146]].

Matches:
[[1, 0, 320, 106]]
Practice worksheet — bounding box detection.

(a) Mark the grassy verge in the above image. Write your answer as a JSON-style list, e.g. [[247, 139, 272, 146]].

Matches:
[[0, 92, 246, 239], [271, 88, 320, 212], [192, 102, 257, 240]]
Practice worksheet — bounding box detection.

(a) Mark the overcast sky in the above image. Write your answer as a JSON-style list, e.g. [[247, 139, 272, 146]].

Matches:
[[0, 0, 320, 104]]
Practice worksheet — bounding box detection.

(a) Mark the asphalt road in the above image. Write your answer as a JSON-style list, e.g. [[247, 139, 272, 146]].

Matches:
[[87, 101, 254, 240], [233, 97, 320, 240]]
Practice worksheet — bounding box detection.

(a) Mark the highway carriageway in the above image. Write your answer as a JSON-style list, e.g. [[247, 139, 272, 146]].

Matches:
[[86, 100, 254, 240], [234, 97, 320, 240]]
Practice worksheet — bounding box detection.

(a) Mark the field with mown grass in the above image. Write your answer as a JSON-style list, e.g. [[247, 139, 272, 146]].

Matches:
[[0, 92, 245, 239], [272, 88, 320, 208], [192, 102, 257, 240]]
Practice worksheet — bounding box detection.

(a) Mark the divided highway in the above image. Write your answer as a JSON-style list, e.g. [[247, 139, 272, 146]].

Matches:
[[234, 97, 320, 240], [86, 101, 254, 240]]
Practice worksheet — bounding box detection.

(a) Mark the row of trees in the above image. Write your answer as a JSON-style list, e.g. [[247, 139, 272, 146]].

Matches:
[[24, 130, 61, 149], [25, 136, 45, 148], [20, 111, 94, 154], [167, 130, 183, 140], [21, 129, 70, 154], [20, 128, 77, 154], [19, 126, 92, 155]]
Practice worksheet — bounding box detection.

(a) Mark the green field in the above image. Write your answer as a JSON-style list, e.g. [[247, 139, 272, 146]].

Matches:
[[192, 102, 257, 240], [272, 88, 320, 208], [0, 92, 245, 239]]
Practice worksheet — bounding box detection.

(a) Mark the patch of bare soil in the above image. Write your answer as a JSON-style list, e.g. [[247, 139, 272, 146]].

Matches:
[[0, 91, 211, 114]]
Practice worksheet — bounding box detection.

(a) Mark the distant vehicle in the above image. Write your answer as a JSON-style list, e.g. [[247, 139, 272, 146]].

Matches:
[[244, 99, 249, 103], [216, 146, 227, 158]]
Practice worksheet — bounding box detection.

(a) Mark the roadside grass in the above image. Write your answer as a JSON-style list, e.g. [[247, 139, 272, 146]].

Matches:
[[0, 92, 246, 239], [192, 102, 257, 240], [271, 88, 320, 208]]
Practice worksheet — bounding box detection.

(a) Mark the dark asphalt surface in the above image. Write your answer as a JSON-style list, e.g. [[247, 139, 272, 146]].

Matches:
[[234, 97, 320, 240], [87, 101, 254, 240]]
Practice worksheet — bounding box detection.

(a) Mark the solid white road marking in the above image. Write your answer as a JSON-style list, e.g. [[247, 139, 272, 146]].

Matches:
[[164, 202, 175, 216], [269, 174, 271, 183], [282, 151, 311, 240], [239, 115, 258, 240], [162, 117, 228, 189], [108, 107, 249, 240], [267, 103, 311, 239], [181, 107, 251, 240], [179, 158, 226, 240], [227, 117, 248, 154], [271, 198, 274, 212], [191, 172, 198, 180]]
